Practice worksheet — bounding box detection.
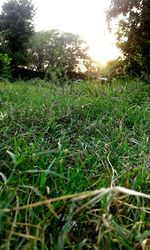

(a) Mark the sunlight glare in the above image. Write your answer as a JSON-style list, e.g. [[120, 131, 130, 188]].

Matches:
[[33, 0, 120, 64], [0, 0, 120, 64]]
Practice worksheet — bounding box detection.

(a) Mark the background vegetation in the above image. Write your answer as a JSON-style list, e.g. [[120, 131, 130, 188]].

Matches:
[[0, 0, 96, 80], [0, 0, 150, 249], [107, 0, 150, 80]]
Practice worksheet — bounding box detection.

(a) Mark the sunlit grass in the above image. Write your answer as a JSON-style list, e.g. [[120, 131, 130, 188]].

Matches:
[[0, 78, 150, 249]]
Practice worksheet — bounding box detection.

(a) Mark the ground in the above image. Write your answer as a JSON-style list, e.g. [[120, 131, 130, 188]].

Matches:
[[0, 77, 150, 249]]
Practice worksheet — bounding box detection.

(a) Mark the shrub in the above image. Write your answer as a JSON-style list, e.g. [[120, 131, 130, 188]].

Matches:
[[0, 53, 12, 80]]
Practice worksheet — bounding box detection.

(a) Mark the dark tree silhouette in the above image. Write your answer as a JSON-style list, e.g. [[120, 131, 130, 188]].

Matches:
[[0, 0, 35, 66], [107, 0, 150, 76]]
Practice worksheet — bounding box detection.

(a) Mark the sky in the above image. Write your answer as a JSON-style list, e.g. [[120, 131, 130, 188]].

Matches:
[[0, 0, 120, 64]]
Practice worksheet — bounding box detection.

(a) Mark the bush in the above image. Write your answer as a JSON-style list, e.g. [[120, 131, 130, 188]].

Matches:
[[0, 53, 12, 80]]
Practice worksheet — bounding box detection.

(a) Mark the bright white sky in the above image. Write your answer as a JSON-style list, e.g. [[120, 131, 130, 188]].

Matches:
[[0, 0, 120, 64]]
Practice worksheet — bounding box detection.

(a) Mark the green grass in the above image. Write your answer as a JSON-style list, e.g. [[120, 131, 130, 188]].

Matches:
[[0, 78, 150, 249]]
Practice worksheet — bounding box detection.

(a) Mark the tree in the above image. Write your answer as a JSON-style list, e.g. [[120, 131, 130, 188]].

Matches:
[[107, 0, 150, 76], [28, 30, 91, 74], [0, 0, 35, 66], [28, 31, 52, 71]]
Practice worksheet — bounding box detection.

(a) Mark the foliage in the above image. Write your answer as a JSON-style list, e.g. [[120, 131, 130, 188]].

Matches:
[[0, 0, 35, 66], [107, 0, 150, 78], [0, 78, 150, 249], [0, 32, 4, 53], [102, 58, 127, 78], [28, 30, 52, 71], [45, 66, 65, 84], [28, 30, 91, 73], [85, 60, 102, 78], [0, 53, 12, 79]]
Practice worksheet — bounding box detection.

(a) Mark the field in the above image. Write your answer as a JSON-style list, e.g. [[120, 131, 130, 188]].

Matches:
[[0, 78, 150, 249]]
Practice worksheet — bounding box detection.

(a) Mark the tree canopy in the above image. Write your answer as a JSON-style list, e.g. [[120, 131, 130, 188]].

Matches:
[[107, 0, 150, 76], [28, 30, 91, 74], [0, 0, 35, 66]]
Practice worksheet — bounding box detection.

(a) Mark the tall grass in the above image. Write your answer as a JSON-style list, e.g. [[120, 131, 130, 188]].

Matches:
[[0, 78, 150, 249]]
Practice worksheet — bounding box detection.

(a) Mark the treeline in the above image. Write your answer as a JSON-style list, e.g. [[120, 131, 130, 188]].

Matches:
[[0, 0, 150, 81], [0, 0, 100, 81]]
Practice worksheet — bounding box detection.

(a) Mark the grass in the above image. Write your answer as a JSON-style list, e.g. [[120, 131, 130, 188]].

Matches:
[[0, 77, 150, 249]]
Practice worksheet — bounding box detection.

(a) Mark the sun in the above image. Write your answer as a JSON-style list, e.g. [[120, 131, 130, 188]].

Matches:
[[31, 0, 120, 65], [87, 32, 120, 65], [0, 0, 120, 64]]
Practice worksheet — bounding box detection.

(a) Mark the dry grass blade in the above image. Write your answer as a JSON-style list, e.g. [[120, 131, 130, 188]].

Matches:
[[114, 186, 150, 199], [7, 195, 19, 250], [1, 186, 150, 213], [11, 232, 41, 241]]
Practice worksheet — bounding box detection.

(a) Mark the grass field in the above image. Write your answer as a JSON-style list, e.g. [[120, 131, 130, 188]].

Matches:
[[0, 78, 150, 249]]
